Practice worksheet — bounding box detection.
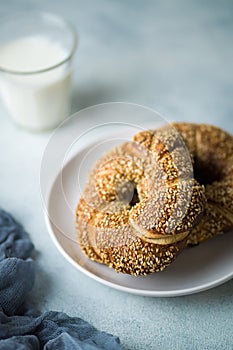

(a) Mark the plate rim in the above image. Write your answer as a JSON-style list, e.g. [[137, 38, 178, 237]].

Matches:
[[42, 117, 233, 297]]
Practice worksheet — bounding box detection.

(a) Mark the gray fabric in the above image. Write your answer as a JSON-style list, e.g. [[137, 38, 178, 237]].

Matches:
[[0, 210, 123, 350], [0, 258, 35, 316], [0, 209, 34, 261]]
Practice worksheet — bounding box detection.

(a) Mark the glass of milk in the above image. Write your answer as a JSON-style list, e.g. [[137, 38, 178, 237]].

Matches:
[[0, 12, 77, 132]]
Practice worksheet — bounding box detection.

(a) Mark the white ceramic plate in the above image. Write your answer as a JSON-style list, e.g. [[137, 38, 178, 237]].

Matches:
[[41, 104, 233, 296]]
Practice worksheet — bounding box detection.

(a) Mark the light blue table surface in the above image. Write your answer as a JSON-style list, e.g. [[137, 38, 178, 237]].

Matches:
[[0, 1, 233, 349]]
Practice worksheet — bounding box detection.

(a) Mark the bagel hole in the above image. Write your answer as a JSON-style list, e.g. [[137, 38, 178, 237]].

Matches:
[[117, 182, 140, 207], [129, 188, 140, 207], [194, 159, 222, 186]]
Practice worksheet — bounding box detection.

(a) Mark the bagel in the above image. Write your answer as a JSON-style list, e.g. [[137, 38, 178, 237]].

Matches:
[[171, 123, 233, 246], [76, 126, 206, 275]]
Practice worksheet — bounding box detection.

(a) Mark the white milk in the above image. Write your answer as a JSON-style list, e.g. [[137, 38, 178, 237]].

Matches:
[[0, 36, 72, 131]]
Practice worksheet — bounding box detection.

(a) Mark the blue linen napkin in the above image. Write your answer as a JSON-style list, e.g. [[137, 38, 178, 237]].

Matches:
[[0, 209, 123, 350]]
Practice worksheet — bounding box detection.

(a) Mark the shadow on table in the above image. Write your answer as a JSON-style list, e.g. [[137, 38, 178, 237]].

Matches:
[[71, 83, 129, 113]]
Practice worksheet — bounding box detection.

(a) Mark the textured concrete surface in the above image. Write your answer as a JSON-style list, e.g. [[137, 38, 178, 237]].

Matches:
[[0, 1, 233, 349]]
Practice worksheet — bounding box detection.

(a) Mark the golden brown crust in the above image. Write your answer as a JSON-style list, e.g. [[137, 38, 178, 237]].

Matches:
[[76, 127, 206, 275], [76, 122, 232, 274], [172, 123, 233, 246]]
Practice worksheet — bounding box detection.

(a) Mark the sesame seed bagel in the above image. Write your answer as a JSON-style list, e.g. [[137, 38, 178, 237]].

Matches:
[[171, 123, 233, 245], [76, 126, 206, 275]]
